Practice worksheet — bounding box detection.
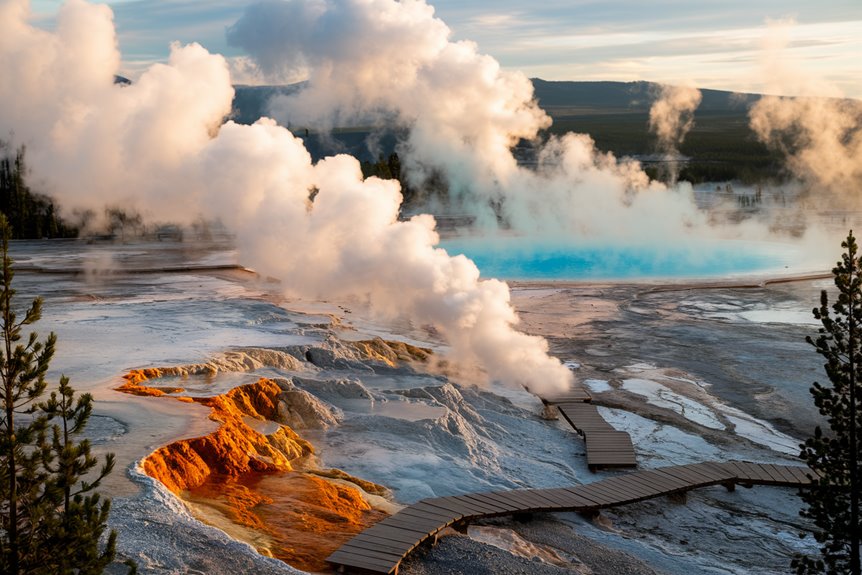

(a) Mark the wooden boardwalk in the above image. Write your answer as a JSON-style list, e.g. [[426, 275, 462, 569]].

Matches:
[[540, 383, 638, 470], [557, 402, 637, 469], [327, 460, 817, 574]]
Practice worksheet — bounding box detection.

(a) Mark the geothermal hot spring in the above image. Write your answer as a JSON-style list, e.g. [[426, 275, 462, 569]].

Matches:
[[440, 236, 805, 280], [12, 232, 829, 575]]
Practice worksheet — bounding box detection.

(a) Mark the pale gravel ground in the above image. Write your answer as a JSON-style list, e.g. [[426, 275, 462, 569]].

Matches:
[[400, 517, 663, 575]]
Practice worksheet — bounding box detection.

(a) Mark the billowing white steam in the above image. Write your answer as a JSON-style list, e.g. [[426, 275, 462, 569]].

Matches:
[[649, 85, 702, 184], [751, 97, 862, 201], [227, 0, 735, 240], [227, 0, 550, 223], [748, 21, 862, 206], [0, 0, 572, 395]]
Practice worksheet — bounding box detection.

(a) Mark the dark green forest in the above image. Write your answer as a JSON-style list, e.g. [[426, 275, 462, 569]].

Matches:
[[0, 143, 76, 239], [233, 80, 789, 186]]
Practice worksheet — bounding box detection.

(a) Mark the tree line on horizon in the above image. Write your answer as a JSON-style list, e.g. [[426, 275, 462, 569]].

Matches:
[[0, 142, 77, 240]]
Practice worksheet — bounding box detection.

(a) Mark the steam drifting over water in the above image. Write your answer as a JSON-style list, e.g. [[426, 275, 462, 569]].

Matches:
[[748, 20, 862, 209]]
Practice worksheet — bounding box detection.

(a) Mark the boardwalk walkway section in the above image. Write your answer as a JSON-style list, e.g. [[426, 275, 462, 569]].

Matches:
[[556, 401, 637, 470], [327, 460, 817, 574]]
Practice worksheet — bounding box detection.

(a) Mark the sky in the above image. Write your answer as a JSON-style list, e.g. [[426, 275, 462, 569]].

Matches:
[[31, 0, 862, 98]]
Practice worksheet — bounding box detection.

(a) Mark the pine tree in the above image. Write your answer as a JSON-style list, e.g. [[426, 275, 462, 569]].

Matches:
[[794, 230, 862, 574], [0, 214, 129, 574]]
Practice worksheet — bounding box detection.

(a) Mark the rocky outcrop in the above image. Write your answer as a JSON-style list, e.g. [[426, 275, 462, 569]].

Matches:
[[143, 379, 315, 493], [132, 376, 387, 572], [284, 336, 431, 372], [117, 339, 429, 396], [116, 348, 304, 396]]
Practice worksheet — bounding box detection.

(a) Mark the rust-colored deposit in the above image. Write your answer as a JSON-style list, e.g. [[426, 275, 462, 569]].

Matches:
[[191, 472, 385, 571], [117, 368, 187, 396], [130, 378, 387, 572], [142, 379, 313, 493]]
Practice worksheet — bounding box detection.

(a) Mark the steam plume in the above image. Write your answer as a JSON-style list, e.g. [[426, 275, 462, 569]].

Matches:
[[648, 84, 702, 184], [227, 0, 743, 242], [0, 0, 573, 395], [226, 0, 550, 224], [748, 20, 862, 207]]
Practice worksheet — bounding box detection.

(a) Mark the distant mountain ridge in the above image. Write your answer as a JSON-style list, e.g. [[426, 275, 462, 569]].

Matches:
[[229, 79, 763, 124], [224, 80, 782, 182], [530, 79, 760, 114]]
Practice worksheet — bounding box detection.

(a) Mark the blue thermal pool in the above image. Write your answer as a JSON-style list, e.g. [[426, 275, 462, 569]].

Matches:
[[440, 236, 802, 281]]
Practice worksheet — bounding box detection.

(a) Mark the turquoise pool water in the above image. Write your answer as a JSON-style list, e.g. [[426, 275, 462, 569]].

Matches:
[[440, 237, 798, 280]]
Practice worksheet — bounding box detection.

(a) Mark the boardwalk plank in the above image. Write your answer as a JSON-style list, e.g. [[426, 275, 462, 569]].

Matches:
[[556, 399, 637, 469], [751, 462, 781, 483], [718, 461, 754, 482], [778, 464, 806, 485], [523, 488, 575, 508], [452, 495, 507, 514], [651, 469, 709, 490], [377, 518, 434, 534], [618, 474, 671, 497], [332, 545, 405, 562], [397, 504, 459, 523], [547, 487, 599, 508], [758, 463, 788, 484], [786, 466, 815, 484], [633, 471, 683, 491], [696, 462, 736, 481], [577, 483, 623, 505], [666, 468, 716, 487], [362, 524, 428, 544], [511, 489, 561, 509], [605, 476, 660, 499], [469, 492, 526, 512], [421, 497, 483, 517], [563, 486, 606, 507], [730, 462, 767, 482], [543, 388, 593, 404], [380, 516, 442, 533], [756, 464, 786, 484], [535, 489, 573, 507], [341, 538, 413, 556], [493, 490, 546, 510], [386, 509, 448, 523], [328, 550, 398, 573], [346, 533, 417, 555], [681, 462, 722, 482], [590, 480, 631, 499], [425, 496, 489, 516], [679, 466, 720, 486]]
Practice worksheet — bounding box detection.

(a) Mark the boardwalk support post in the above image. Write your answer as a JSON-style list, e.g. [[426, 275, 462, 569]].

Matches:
[[722, 481, 736, 492], [668, 491, 688, 504]]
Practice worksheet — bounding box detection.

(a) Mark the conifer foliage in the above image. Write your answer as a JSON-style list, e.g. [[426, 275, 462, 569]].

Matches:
[[795, 230, 862, 574], [0, 214, 127, 574]]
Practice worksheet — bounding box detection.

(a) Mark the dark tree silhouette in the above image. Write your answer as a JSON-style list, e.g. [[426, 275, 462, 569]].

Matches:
[[794, 230, 862, 574], [0, 142, 76, 239], [0, 214, 132, 574]]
